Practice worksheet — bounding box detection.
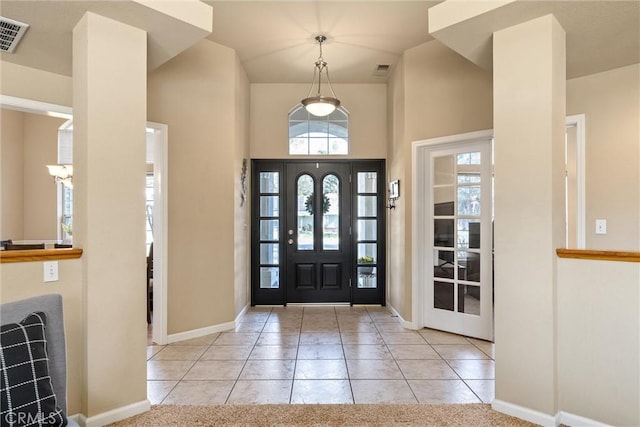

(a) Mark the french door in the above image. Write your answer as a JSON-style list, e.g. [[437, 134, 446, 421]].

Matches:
[[251, 160, 385, 305], [423, 139, 493, 340]]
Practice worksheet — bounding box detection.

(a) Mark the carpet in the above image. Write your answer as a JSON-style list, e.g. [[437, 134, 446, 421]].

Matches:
[[108, 404, 537, 426]]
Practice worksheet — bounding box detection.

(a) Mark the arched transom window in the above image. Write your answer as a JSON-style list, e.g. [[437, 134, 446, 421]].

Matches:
[[289, 105, 349, 155]]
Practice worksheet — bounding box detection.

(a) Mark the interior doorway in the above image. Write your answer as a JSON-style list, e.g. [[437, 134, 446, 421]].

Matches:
[[415, 132, 494, 341], [251, 160, 386, 306], [146, 122, 168, 345]]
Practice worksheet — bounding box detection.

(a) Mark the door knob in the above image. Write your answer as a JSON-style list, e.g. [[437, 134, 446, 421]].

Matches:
[[288, 229, 294, 235], [288, 239, 294, 245]]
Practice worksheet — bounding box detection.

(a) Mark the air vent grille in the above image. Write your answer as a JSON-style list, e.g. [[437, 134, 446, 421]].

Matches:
[[0, 16, 29, 53], [373, 64, 391, 77]]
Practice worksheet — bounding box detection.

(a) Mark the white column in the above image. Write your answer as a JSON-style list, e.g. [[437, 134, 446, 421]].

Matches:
[[73, 12, 148, 418], [493, 14, 566, 418]]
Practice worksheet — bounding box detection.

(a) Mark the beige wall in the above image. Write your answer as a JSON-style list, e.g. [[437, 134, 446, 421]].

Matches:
[[148, 39, 248, 335], [234, 52, 251, 315], [557, 258, 640, 426], [0, 260, 83, 416], [0, 109, 63, 241], [1, 109, 24, 239], [250, 84, 387, 159], [567, 63, 640, 251], [23, 113, 65, 239], [386, 56, 407, 320], [0, 61, 73, 107], [386, 40, 494, 320]]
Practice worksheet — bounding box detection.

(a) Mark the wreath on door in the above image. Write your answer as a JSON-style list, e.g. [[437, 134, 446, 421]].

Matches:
[[305, 193, 331, 215]]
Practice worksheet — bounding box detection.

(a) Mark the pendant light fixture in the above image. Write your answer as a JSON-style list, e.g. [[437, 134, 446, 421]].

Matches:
[[301, 35, 340, 117]]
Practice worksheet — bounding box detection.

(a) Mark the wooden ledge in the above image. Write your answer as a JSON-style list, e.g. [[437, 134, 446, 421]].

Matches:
[[557, 248, 640, 263], [0, 248, 83, 264]]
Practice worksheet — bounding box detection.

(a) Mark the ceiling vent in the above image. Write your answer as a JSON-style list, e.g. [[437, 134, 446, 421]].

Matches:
[[373, 64, 391, 77], [0, 16, 29, 53]]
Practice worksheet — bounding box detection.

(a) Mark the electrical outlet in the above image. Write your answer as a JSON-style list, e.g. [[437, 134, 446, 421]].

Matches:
[[44, 261, 59, 282], [595, 219, 607, 235]]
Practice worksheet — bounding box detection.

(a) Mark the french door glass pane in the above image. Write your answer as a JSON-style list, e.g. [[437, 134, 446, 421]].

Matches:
[[357, 196, 377, 217], [458, 284, 480, 315], [457, 152, 481, 165], [323, 175, 340, 250], [434, 187, 455, 215], [260, 196, 279, 217], [434, 219, 454, 247], [260, 267, 280, 289], [297, 174, 314, 251], [458, 219, 481, 249], [259, 172, 279, 193], [357, 172, 377, 193], [260, 220, 279, 241], [457, 173, 481, 184], [434, 155, 455, 185], [458, 251, 480, 282], [434, 248, 455, 279], [458, 186, 481, 215], [434, 281, 454, 311]]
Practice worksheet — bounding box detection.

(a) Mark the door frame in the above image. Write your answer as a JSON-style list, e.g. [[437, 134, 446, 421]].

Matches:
[[412, 129, 493, 332], [147, 121, 169, 345], [251, 159, 386, 306]]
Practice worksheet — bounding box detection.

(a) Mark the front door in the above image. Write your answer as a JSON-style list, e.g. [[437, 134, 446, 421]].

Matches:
[[251, 160, 385, 306], [285, 162, 351, 303]]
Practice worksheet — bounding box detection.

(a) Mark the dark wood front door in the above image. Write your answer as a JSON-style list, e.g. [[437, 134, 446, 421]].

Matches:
[[285, 162, 351, 303], [251, 160, 386, 306]]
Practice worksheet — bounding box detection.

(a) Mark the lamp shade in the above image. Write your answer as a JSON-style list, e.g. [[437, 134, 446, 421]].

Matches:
[[301, 96, 340, 117], [46, 164, 73, 179], [46, 164, 73, 188]]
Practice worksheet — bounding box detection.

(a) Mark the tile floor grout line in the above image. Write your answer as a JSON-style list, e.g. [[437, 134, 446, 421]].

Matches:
[[287, 306, 304, 404], [226, 307, 272, 404]]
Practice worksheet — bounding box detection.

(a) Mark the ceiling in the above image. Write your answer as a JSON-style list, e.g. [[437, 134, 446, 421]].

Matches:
[[201, 1, 439, 83], [0, 1, 638, 85]]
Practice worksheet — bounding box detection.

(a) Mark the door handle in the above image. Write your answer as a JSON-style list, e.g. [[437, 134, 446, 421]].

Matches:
[[288, 239, 294, 245]]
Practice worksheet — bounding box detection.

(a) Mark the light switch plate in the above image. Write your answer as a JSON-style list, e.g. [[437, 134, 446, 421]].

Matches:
[[595, 219, 607, 235], [44, 261, 59, 282]]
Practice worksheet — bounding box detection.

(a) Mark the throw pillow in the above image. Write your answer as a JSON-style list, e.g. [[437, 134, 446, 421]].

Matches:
[[1, 312, 67, 427]]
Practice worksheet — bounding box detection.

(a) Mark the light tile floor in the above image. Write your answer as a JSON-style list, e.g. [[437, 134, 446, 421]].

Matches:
[[147, 306, 495, 405]]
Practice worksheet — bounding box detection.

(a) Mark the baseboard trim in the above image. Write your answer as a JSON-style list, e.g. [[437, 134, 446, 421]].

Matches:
[[556, 411, 609, 427], [387, 303, 419, 330], [492, 399, 555, 427], [235, 304, 249, 324], [167, 321, 235, 344], [79, 399, 150, 427]]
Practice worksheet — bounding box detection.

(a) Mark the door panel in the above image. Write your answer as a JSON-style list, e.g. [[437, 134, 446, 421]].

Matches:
[[286, 162, 351, 303], [424, 141, 493, 340]]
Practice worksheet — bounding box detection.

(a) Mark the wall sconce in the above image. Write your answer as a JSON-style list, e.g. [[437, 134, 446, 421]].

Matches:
[[46, 164, 73, 188], [387, 179, 400, 210]]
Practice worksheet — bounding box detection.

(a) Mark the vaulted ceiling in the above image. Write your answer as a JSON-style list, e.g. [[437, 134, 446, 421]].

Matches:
[[0, 1, 638, 85]]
